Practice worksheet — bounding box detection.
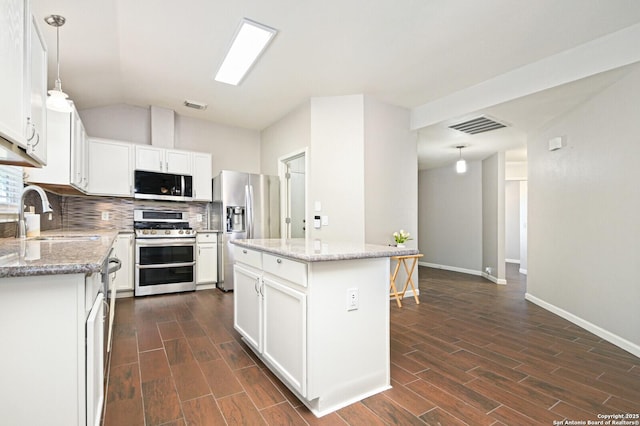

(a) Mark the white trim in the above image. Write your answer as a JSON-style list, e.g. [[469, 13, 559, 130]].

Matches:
[[519, 268, 527, 275], [505, 258, 520, 264], [525, 293, 640, 359], [419, 261, 482, 277], [482, 272, 507, 285]]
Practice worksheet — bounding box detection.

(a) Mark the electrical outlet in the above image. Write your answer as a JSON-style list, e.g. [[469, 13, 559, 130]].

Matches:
[[196, 214, 203, 223], [101, 212, 109, 221], [346, 288, 359, 311]]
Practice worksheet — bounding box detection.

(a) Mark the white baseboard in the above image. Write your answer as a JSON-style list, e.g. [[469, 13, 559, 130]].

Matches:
[[482, 272, 507, 285], [519, 268, 528, 275], [505, 258, 520, 264], [525, 293, 640, 359], [420, 261, 508, 285], [419, 261, 482, 277]]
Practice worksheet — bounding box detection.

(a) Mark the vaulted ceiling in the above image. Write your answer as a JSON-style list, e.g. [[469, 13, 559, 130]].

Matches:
[[31, 0, 640, 169]]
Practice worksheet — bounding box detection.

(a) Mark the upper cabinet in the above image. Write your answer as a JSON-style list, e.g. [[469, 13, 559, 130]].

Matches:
[[25, 103, 86, 194], [26, 14, 48, 165], [135, 145, 192, 175], [192, 152, 212, 201], [88, 138, 133, 197], [0, 0, 48, 166]]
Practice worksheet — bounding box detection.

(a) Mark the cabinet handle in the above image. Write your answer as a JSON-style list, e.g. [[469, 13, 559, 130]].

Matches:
[[276, 258, 282, 264], [159, 161, 163, 171], [254, 277, 260, 295]]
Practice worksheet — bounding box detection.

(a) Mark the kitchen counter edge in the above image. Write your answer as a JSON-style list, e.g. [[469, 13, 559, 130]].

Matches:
[[231, 238, 419, 262], [0, 230, 119, 278]]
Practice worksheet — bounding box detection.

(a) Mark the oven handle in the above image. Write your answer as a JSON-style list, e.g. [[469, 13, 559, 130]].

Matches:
[[137, 261, 196, 269], [136, 238, 196, 246]]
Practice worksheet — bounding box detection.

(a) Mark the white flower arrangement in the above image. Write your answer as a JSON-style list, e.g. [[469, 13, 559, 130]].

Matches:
[[393, 229, 412, 245]]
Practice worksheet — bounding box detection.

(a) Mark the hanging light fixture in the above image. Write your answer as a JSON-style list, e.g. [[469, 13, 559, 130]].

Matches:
[[44, 14, 73, 113], [456, 145, 467, 174]]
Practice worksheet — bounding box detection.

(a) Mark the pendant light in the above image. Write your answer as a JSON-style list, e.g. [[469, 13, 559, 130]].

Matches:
[[44, 14, 73, 113], [456, 145, 467, 174]]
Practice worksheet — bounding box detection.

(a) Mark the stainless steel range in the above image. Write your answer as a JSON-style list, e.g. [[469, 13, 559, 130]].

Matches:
[[134, 209, 196, 296]]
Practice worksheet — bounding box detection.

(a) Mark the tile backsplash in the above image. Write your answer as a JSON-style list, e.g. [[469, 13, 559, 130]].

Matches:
[[0, 190, 209, 237]]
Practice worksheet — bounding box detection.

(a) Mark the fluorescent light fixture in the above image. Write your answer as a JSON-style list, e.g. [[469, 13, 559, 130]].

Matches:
[[215, 18, 277, 86]]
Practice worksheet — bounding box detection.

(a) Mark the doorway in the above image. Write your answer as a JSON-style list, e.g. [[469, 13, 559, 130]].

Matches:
[[279, 149, 307, 239]]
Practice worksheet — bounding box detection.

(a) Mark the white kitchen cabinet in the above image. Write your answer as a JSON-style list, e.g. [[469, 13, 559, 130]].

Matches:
[[86, 292, 105, 426], [134, 145, 192, 175], [71, 111, 88, 190], [196, 231, 217, 285], [262, 275, 307, 396], [234, 263, 263, 350], [25, 103, 87, 193], [0, 271, 105, 425], [0, 0, 28, 149], [233, 243, 390, 417], [25, 13, 48, 164], [234, 247, 307, 395], [88, 138, 133, 196], [111, 233, 134, 292], [0, 0, 48, 166], [192, 152, 212, 201]]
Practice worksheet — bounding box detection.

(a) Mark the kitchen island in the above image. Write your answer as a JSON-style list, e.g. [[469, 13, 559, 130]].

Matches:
[[0, 230, 118, 426], [231, 238, 418, 417]]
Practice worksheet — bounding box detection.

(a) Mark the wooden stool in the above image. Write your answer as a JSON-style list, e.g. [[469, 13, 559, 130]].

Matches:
[[390, 254, 423, 307]]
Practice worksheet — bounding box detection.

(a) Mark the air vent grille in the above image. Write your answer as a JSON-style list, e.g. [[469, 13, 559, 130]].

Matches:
[[449, 116, 506, 135], [183, 100, 208, 110]]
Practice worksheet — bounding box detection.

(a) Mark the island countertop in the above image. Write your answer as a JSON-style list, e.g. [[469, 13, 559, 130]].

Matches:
[[231, 238, 418, 262], [0, 230, 119, 278]]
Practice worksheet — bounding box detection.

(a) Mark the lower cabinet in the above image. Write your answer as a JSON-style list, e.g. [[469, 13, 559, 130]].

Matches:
[[0, 272, 105, 425], [112, 232, 134, 292], [233, 249, 308, 396], [196, 232, 218, 286]]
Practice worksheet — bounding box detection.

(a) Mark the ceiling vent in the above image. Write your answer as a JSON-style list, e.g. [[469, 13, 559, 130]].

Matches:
[[449, 116, 507, 135], [183, 100, 208, 110]]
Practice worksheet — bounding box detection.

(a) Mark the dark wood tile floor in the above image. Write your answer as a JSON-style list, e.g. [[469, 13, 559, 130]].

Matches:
[[104, 264, 640, 425]]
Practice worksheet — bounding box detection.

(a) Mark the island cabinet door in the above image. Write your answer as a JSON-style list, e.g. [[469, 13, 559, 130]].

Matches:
[[233, 264, 262, 351], [262, 276, 307, 397]]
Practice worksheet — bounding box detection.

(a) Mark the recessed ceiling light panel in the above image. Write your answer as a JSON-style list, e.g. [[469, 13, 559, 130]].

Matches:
[[214, 18, 277, 86]]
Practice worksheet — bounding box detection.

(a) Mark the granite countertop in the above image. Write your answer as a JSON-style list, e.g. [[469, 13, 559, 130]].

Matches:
[[0, 230, 119, 278], [231, 238, 419, 262]]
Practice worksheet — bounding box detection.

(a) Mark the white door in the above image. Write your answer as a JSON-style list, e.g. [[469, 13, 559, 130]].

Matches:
[[262, 276, 307, 396], [135, 145, 164, 172], [88, 138, 133, 196], [233, 264, 262, 351], [27, 15, 47, 164], [86, 293, 105, 426], [282, 153, 306, 238], [165, 149, 192, 174], [192, 152, 212, 201], [196, 241, 217, 284]]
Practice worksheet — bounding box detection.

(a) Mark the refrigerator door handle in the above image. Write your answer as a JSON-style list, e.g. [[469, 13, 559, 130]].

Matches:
[[245, 184, 254, 238]]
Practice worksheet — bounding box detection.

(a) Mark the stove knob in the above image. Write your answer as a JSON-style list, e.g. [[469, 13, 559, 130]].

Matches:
[[151, 230, 157, 235], [142, 230, 149, 235], [165, 230, 171, 235], [179, 230, 184, 234]]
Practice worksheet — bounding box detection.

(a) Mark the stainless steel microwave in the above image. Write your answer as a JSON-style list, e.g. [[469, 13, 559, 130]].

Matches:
[[134, 170, 193, 202]]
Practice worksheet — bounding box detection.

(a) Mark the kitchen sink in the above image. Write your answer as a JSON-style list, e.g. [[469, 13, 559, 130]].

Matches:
[[30, 235, 101, 241]]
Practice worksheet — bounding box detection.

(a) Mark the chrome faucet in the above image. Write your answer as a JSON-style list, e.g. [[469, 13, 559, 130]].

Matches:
[[16, 185, 54, 239]]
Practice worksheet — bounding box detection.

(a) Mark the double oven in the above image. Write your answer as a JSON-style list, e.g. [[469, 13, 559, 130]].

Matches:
[[134, 209, 196, 296]]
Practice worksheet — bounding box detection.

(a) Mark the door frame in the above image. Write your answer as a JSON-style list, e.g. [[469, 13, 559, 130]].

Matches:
[[278, 148, 308, 239]]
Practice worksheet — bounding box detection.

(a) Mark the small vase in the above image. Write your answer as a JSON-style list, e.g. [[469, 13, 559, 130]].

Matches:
[[397, 243, 406, 248]]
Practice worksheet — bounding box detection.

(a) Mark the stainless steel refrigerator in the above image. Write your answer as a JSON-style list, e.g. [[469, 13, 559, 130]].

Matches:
[[211, 170, 280, 291]]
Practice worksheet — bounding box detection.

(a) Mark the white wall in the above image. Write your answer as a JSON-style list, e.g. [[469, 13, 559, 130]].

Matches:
[[519, 180, 528, 274], [363, 96, 416, 246], [505, 180, 520, 262], [482, 152, 506, 284], [79, 104, 262, 176], [527, 65, 640, 355], [309, 95, 365, 242], [260, 101, 311, 176], [418, 161, 483, 274]]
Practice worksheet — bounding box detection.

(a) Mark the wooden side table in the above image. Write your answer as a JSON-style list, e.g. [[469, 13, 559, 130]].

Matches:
[[390, 254, 423, 307]]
